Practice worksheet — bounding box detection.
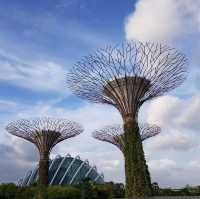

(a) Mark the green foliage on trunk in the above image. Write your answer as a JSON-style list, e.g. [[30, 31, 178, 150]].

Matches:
[[124, 118, 152, 197]]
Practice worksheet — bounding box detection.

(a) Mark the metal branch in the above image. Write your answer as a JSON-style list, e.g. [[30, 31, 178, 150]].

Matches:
[[92, 123, 161, 153], [67, 41, 188, 120]]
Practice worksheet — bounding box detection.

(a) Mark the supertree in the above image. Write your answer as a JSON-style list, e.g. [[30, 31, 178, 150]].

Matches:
[[66, 41, 187, 197], [92, 123, 161, 191], [6, 117, 83, 187]]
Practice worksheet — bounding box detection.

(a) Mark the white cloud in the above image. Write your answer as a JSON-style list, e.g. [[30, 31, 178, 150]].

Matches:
[[189, 160, 200, 169], [14, 102, 122, 132], [0, 100, 17, 112], [177, 95, 200, 130], [148, 158, 200, 187], [0, 52, 67, 93], [148, 131, 199, 151], [125, 0, 200, 42], [145, 96, 183, 127], [149, 159, 177, 171], [144, 94, 200, 152], [146, 94, 200, 131]]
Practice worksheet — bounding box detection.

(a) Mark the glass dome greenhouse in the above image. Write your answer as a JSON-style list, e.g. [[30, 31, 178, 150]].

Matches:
[[18, 154, 104, 186]]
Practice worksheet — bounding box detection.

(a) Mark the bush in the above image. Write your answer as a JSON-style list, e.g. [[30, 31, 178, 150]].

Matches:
[[76, 178, 111, 199], [47, 186, 81, 199], [0, 184, 37, 199], [93, 184, 112, 199], [16, 186, 36, 199], [0, 183, 18, 199], [105, 182, 125, 198]]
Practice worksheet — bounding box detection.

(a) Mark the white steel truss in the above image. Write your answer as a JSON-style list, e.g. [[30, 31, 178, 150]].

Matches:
[[59, 155, 80, 185], [84, 166, 94, 178], [69, 160, 89, 184], [49, 155, 62, 171], [27, 167, 38, 186], [22, 170, 32, 186], [49, 155, 70, 185]]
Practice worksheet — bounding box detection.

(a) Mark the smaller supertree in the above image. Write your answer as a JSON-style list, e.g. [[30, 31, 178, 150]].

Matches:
[[92, 123, 161, 189], [92, 123, 160, 153], [6, 117, 83, 187]]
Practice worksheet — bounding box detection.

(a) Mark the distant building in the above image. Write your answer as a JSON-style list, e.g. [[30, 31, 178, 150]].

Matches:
[[18, 154, 104, 186]]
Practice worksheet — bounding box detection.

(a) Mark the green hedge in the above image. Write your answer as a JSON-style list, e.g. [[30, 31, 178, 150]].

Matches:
[[0, 182, 112, 199]]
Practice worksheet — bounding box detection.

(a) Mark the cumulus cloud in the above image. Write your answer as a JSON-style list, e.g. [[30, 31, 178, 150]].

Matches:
[[177, 95, 200, 130], [146, 94, 200, 131], [148, 131, 199, 151], [149, 159, 178, 172], [144, 94, 200, 152], [125, 0, 200, 42], [0, 139, 38, 183], [149, 158, 200, 187], [145, 95, 183, 127]]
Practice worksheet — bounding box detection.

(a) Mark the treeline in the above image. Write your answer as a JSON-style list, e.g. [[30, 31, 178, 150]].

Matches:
[[1, 180, 200, 199], [152, 182, 200, 196], [0, 179, 125, 199]]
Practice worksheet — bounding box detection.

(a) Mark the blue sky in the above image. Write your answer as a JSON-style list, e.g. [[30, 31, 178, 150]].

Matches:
[[0, 0, 134, 103], [0, 0, 200, 188]]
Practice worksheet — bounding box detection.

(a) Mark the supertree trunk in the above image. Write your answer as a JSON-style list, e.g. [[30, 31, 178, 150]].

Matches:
[[38, 152, 49, 187], [124, 117, 152, 197]]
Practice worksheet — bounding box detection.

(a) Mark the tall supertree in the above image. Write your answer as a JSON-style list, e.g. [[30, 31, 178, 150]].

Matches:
[[92, 123, 161, 191], [66, 41, 187, 197], [6, 118, 83, 187]]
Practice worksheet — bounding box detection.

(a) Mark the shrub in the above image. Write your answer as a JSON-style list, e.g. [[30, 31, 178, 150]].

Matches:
[[93, 184, 111, 199], [47, 186, 81, 199], [0, 183, 18, 199], [16, 186, 36, 199], [105, 182, 125, 198]]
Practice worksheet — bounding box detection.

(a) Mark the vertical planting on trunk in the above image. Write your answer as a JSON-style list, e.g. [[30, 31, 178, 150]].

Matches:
[[124, 118, 151, 197]]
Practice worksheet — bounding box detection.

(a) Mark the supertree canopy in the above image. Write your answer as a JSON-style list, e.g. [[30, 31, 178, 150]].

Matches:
[[92, 123, 161, 153], [67, 41, 187, 120], [66, 41, 188, 197], [6, 118, 83, 187]]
